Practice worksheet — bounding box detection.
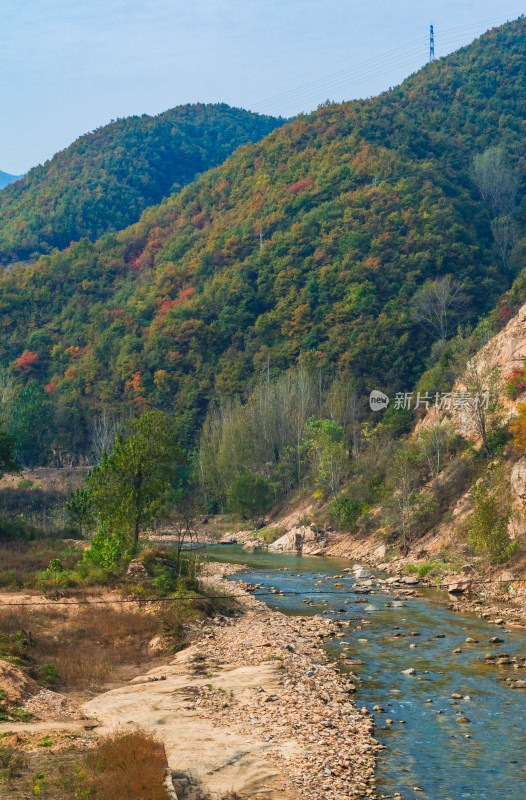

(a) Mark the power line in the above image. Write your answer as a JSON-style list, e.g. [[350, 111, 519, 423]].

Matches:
[[256, 44, 427, 115], [256, 36, 426, 109], [0, 579, 523, 608], [251, 10, 525, 117]]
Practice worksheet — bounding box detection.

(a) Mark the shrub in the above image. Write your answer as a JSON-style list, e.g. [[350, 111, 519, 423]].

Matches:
[[152, 567, 178, 594], [255, 527, 285, 544], [83, 528, 129, 570], [33, 663, 60, 688], [0, 745, 28, 779], [509, 404, 526, 455], [85, 729, 170, 800], [330, 495, 365, 530], [504, 365, 526, 399], [468, 480, 515, 564]]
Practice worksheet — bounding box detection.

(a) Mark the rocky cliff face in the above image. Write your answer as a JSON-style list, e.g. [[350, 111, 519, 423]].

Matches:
[[259, 304, 526, 561], [419, 301, 526, 438], [417, 302, 526, 544]]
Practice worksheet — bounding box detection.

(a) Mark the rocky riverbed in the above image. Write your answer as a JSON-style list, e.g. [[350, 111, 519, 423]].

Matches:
[[83, 564, 379, 799], [200, 568, 379, 799]]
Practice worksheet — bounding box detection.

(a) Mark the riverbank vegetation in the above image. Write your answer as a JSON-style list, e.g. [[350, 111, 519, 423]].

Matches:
[[0, 726, 242, 800]]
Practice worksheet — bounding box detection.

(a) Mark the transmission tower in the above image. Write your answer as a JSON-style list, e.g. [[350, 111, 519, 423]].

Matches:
[[429, 24, 435, 62]]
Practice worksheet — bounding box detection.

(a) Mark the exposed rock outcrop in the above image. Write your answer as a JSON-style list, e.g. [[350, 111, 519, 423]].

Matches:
[[268, 526, 329, 554]]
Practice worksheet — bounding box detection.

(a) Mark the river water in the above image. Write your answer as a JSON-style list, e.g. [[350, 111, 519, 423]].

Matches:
[[203, 545, 526, 800]]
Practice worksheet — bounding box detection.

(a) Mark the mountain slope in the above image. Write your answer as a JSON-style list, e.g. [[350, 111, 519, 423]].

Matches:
[[0, 104, 286, 265], [0, 171, 22, 190], [0, 18, 525, 461]]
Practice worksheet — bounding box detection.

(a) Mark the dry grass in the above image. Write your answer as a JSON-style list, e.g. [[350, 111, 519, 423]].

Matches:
[[0, 730, 243, 800], [0, 729, 170, 799], [47, 607, 160, 687], [85, 728, 170, 800], [0, 605, 161, 689], [0, 541, 82, 589]]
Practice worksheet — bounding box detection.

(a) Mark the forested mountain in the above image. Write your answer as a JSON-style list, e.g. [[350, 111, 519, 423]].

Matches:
[[0, 104, 285, 265], [0, 171, 22, 190], [0, 18, 525, 464]]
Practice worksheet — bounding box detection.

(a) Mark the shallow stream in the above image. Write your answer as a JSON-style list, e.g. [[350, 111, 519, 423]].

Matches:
[[204, 545, 526, 800]]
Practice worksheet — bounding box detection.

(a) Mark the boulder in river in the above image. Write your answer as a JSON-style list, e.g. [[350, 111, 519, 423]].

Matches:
[[446, 578, 472, 594], [353, 568, 372, 579]]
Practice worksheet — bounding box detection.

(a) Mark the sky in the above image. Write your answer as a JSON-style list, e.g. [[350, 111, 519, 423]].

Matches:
[[1, 1, 524, 174]]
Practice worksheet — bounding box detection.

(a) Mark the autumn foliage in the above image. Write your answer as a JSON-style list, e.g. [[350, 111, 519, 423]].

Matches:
[[13, 351, 39, 373], [0, 19, 525, 464], [504, 364, 526, 400]]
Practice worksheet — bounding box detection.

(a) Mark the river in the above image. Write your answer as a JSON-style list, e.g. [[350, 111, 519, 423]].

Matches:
[[203, 545, 526, 800]]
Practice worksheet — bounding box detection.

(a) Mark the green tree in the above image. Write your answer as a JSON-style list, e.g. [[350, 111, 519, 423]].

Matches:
[[65, 488, 94, 538], [87, 410, 187, 547], [468, 479, 513, 564], [7, 382, 50, 467], [305, 417, 349, 500], [227, 471, 272, 528]]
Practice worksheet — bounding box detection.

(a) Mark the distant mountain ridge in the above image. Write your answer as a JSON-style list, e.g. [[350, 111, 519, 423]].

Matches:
[[0, 18, 524, 463], [0, 171, 23, 190], [0, 104, 286, 264]]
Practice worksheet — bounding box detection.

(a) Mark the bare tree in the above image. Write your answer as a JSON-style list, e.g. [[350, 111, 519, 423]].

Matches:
[[412, 275, 465, 341], [491, 215, 518, 269], [325, 376, 362, 456], [386, 444, 421, 553], [0, 368, 15, 418], [472, 146, 518, 216], [462, 360, 502, 457], [170, 493, 202, 577], [90, 409, 120, 462], [418, 421, 453, 485]]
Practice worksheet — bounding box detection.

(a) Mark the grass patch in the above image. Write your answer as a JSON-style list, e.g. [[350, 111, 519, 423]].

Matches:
[[403, 560, 464, 579], [253, 527, 285, 544], [0, 541, 83, 590]]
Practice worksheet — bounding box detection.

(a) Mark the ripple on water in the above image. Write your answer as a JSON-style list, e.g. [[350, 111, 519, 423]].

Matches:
[[201, 546, 526, 800]]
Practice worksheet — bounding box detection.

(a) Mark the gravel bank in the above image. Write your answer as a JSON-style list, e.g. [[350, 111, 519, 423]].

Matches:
[[197, 567, 380, 799]]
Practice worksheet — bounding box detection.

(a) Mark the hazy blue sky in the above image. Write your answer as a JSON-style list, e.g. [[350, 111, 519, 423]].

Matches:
[[1, 1, 524, 173]]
